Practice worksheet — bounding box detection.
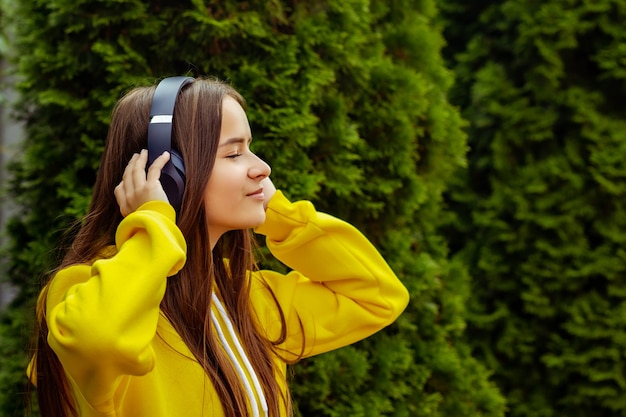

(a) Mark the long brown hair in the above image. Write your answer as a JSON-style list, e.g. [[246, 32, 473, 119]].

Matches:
[[30, 78, 292, 416]]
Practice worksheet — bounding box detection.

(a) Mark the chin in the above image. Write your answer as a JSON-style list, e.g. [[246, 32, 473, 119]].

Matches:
[[238, 211, 266, 230], [250, 212, 267, 228]]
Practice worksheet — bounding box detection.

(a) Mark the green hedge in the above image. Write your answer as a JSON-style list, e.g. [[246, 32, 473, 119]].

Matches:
[[440, 1, 626, 416], [0, 1, 504, 416]]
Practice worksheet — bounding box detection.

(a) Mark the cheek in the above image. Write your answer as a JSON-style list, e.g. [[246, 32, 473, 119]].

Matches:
[[204, 171, 241, 207]]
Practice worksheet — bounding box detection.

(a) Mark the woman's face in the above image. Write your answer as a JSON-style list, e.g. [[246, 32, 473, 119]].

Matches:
[[204, 96, 271, 246]]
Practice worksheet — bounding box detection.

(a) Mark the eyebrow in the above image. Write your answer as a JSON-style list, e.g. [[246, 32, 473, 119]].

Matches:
[[219, 137, 251, 147]]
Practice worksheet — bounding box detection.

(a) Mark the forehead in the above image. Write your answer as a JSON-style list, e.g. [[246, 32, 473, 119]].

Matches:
[[220, 96, 251, 140]]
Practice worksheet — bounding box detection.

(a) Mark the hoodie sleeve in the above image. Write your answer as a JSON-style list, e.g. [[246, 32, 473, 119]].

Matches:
[[45, 201, 186, 410], [252, 191, 409, 361]]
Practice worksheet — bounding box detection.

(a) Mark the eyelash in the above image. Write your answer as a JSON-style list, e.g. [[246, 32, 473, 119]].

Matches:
[[226, 153, 242, 159]]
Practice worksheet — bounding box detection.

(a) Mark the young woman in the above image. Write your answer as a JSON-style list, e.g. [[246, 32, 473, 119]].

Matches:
[[28, 77, 409, 417]]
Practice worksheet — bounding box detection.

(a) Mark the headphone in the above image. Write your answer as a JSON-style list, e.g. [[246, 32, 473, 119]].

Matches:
[[147, 76, 194, 213]]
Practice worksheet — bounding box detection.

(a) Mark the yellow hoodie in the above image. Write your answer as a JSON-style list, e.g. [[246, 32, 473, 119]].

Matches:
[[36, 191, 409, 417]]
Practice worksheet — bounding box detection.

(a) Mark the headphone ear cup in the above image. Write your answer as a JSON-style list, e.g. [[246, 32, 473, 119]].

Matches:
[[146, 76, 193, 215], [159, 150, 186, 213]]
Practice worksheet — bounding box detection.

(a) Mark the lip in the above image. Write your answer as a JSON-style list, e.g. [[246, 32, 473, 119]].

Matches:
[[246, 188, 265, 200]]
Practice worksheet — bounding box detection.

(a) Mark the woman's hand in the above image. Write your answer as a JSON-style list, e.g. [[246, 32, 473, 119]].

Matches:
[[114, 149, 171, 217], [261, 177, 276, 210]]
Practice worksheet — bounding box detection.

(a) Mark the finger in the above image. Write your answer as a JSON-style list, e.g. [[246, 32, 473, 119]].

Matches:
[[261, 177, 276, 209], [132, 149, 149, 189], [146, 151, 171, 183], [122, 153, 140, 192], [123, 153, 139, 180], [113, 182, 122, 202], [114, 182, 129, 217]]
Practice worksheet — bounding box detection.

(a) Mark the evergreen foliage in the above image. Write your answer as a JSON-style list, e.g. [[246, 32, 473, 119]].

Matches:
[[440, 1, 626, 416], [1, 0, 504, 416]]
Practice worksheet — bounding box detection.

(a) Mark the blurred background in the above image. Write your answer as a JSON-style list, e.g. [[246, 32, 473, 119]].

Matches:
[[1, 1, 624, 416]]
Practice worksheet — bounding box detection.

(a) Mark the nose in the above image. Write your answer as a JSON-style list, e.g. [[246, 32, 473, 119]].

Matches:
[[249, 153, 271, 180]]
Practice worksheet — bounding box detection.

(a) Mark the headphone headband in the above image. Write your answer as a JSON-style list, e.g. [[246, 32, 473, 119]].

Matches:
[[147, 76, 194, 165]]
